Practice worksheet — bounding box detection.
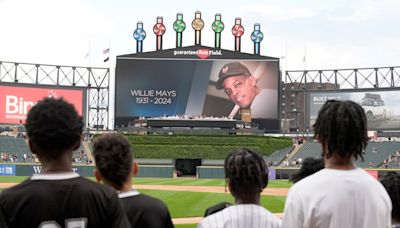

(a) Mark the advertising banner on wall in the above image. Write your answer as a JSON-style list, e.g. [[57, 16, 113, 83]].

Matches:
[[0, 85, 84, 124], [309, 90, 400, 130], [0, 164, 16, 176]]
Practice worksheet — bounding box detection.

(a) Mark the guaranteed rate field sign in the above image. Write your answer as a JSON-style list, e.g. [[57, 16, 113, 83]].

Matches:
[[0, 85, 84, 124]]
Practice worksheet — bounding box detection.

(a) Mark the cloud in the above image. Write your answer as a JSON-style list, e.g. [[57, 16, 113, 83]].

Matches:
[[241, 4, 314, 21], [0, 0, 112, 66], [327, 0, 400, 22]]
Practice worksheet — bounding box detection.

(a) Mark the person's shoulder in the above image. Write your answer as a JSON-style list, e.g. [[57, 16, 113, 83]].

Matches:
[[287, 169, 328, 198], [74, 177, 117, 196], [204, 202, 232, 217], [291, 169, 325, 187], [198, 208, 225, 228], [123, 192, 168, 210], [138, 193, 168, 208], [0, 177, 35, 199]]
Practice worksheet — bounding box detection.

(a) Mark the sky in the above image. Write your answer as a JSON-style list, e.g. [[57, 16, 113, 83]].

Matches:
[[0, 0, 399, 71]]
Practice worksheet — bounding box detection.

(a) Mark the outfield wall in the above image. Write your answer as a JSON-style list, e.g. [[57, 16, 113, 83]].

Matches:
[[2, 164, 398, 179], [197, 166, 277, 180], [0, 164, 174, 178], [196, 166, 399, 180]]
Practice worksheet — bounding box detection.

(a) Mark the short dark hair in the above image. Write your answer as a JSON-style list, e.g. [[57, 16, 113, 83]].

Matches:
[[380, 172, 400, 222], [313, 100, 367, 161], [290, 157, 324, 183], [93, 134, 133, 188], [25, 97, 83, 158], [224, 148, 268, 198]]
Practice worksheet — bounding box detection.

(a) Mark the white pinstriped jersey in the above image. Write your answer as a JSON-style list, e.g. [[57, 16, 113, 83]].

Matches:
[[198, 204, 281, 228]]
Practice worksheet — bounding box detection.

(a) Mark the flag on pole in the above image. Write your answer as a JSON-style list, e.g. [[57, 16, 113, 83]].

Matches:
[[103, 48, 110, 54], [103, 47, 110, 62], [84, 52, 89, 59], [302, 55, 306, 63]]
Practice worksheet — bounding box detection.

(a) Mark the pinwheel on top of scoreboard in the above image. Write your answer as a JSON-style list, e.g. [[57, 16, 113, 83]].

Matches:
[[191, 11, 204, 46], [133, 22, 146, 53], [173, 13, 186, 48], [251, 23, 264, 55], [153, 17, 166, 51], [212, 13, 224, 49], [231, 18, 244, 52]]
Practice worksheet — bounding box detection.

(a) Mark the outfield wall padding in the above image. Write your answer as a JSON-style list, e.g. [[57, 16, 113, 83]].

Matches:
[[197, 166, 225, 179], [0, 164, 174, 178]]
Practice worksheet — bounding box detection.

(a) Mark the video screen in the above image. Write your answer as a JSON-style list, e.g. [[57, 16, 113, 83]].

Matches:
[[0, 85, 85, 124], [309, 91, 400, 130], [115, 59, 279, 130]]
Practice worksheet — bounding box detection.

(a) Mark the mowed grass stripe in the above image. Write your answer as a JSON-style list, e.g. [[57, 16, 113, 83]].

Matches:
[[133, 178, 292, 188], [140, 189, 286, 218], [175, 224, 196, 228], [0, 176, 292, 188], [0, 187, 286, 218]]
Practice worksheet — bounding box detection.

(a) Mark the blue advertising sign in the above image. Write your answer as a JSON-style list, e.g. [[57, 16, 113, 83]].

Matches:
[[0, 164, 16, 176], [268, 168, 276, 180]]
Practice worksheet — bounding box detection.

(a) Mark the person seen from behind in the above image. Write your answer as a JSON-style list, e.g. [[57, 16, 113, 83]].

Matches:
[[380, 172, 400, 228], [0, 98, 129, 228], [282, 100, 392, 228], [93, 133, 174, 228], [198, 148, 281, 228]]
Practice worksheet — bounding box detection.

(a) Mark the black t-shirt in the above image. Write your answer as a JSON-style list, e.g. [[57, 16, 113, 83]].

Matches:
[[119, 190, 174, 228], [0, 173, 130, 228]]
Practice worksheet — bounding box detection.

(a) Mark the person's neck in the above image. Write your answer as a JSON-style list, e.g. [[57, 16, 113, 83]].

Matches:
[[39, 152, 73, 174], [324, 153, 356, 170], [118, 181, 134, 193], [235, 194, 260, 205]]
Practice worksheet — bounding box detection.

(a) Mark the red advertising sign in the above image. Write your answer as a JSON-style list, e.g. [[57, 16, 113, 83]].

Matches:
[[0, 85, 83, 124], [366, 170, 378, 180]]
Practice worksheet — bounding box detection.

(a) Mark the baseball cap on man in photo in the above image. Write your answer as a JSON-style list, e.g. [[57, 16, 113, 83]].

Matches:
[[216, 62, 251, 90]]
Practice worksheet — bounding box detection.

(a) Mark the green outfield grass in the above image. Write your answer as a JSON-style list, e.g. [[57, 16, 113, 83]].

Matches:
[[0, 176, 292, 188], [175, 224, 196, 228], [133, 177, 292, 188], [140, 189, 285, 218], [0, 176, 287, 220]]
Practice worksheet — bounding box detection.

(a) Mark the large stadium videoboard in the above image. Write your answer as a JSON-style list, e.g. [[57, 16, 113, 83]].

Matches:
[[115, 59, 279, 130], [0, 85, 86, 124], [309, 90, 400, 130]]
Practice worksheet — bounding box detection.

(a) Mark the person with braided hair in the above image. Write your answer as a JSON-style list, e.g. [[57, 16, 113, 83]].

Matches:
[[282, 100, 392, 228], [380, 172, 400, 227], [198, 148, 281, 228]]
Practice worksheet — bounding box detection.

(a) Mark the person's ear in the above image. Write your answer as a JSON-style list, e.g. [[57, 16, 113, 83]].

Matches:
[[225, 178, 232, 193], [94, 169, 103, 183], [249, 76, 257, 86], [73, 139, 81, 151], [132, 161, 139, 176]]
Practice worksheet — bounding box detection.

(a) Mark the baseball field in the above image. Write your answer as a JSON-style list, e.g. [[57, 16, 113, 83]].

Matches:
[[0, 176, 291, 228]]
